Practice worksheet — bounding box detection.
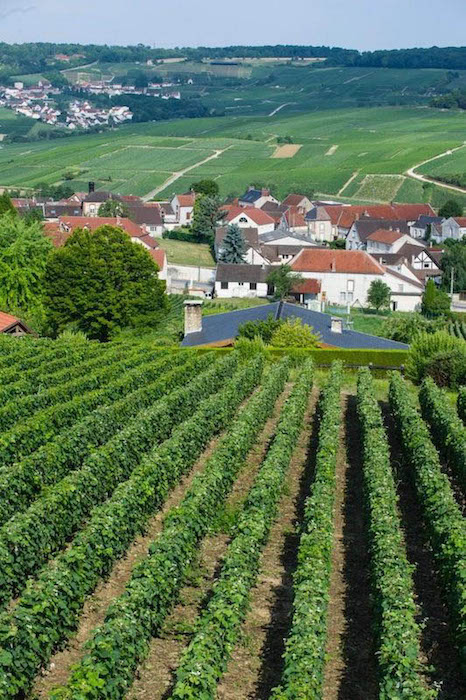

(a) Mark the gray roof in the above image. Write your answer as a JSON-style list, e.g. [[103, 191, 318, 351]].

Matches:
[[83, 191, 120, 203], [413, 215, 444, 229], [239, 188, 262, 204], [215, 226, 259, 248], [351, 219, 409, 242], [181, 301, 408, 350], [216, 264, 269, 283], [259, 230, 316, 245], [44, 203, 82, 218], [128, 205, 163, 226]]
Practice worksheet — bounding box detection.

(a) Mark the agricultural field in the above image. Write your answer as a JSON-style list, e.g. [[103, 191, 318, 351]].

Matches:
[[0, 336, 464, 698], [1, 104, 466, 204]]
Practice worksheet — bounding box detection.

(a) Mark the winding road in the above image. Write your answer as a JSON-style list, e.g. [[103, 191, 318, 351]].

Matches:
[[405, 142, 466, 194]]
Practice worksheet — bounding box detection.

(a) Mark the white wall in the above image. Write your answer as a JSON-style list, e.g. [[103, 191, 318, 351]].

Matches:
[[299, 270, 380, 306], [168, 264, 216, 283], [215, 281, 268, 298]]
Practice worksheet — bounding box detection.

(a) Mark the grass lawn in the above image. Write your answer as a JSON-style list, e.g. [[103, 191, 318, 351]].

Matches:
[[157, 239, 215, 267]]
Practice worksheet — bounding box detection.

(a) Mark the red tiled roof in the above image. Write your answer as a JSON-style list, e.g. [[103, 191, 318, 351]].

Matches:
[[137, 234, 159, 250], [176, 193, 196, 207], [322, 203, 435, 229], [453, 217, 466, 226], [58, 216, 144, 238], [282, 194, 308, 207], [223, 205, 275, 226], [367, 229, 404, 244], [149, 249, 166, 270], [0, 312, 23, 332], [43, 222, 70, 247], [284, 207, 307, 228], [291, 249, 384, 275], [292, 279, 321, 294]]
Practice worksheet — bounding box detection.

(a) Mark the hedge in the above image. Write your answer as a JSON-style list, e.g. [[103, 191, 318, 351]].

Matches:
[[419, 377, 466, 494], [51, 358, 290, 700], [389, 372, 466, 674], [271, 362, 343, 699], [171, 360, 315, 699], [0, 357, 265, 699], [0, 353, 207, 527], [0, 339, 93, 378], [358, 368, 433, 699], [0, 354, 238, 609]]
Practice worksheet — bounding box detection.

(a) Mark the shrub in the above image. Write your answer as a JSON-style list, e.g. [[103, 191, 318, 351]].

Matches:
[[270, 317, 321, 348], [237, 314, 282, 344], [234, 335, 266, 359], [406, 331, 466, 386], [381, 312, 441, 344]]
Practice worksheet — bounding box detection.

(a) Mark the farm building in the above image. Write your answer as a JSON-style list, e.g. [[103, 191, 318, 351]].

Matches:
[[0, 312, 33, 336]]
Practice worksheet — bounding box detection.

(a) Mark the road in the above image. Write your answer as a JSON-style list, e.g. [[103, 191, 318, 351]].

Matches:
[[405, 142, 466, 194], [141, 146, 232, 201], [268, 103, 294, 117]]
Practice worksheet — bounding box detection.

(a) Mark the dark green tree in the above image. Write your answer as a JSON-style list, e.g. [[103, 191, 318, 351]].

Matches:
[[421, 278, 451, 317], [367, 279, 391, 313], [441, 239, 466, 293], [266, 264, 303, 300], [438, 199, 463, 218], [219, 224, 246, 263], [190, 179, 219, 197], [98, 199, 130, 218], [0, 192, 17, 218], [0, 214, 51, 312], [191, 195, 224, 243], [44, 225, 167, 341]]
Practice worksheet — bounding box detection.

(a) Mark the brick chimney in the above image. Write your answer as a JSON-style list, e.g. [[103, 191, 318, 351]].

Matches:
[[331, 317, 343, 334], [184, 300, 203, 335]]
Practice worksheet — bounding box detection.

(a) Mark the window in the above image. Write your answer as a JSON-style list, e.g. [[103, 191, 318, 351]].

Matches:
[[398, 284, 404, 292], [239, 217, 248, 224], [347, 279, 354, 292], [238, 282, 244, 286], [319, 223, 325, 231], [250, 282, 257, 290], [347, 292, 354, 303], [220, 281, 228, 289], [424, 263, 430, 268], [340, 291, 346, 302]]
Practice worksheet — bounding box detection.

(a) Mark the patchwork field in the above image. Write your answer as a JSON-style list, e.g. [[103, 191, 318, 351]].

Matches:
[[0, 338, 464, 698], [1, 105, 466, 205]]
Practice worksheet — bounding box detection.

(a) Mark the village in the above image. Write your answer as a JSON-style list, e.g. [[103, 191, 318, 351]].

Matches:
[[9, 182, 465, 344]]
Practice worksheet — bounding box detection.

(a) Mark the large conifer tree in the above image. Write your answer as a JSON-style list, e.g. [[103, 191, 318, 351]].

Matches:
[[219, 224, 246, 263]]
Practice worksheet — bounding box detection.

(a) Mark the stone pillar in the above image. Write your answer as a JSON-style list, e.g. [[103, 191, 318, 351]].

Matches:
[[184, 300, 203, 335]]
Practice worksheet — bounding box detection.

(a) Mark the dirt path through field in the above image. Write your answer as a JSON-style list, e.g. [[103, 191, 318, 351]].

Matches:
[[337, 170, 359, 195], [271, 143, 302, 158], [32, 388, 259, 697], [381, 403, 466, 699], [325, 394, 378, 700], [141, 145, 233, 201], [268, 103, 295, 117], [406, 142, 466, 194], [217, 387, 319, 699], [126, 383, 294, 699]]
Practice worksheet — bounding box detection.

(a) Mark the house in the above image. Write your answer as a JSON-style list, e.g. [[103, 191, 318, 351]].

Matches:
[[215, 226, 259, 259], [346, 219, 409, 250], [282, 194, 313, 214], [238, 187, 278, 209], [437, 217, 466, 243], [44, 203, 83, 220], [371, 245, 444, 284], [290, 248, 422, 311], [223, 206, 276, 234], [180, 300, 408, 350], [215, 264, 270, 298], [171, 192, 196, 226], [0, 312, 33, 336], [259, 230, 317, 247], [127, 205, 164, 237], [56, 216, 144, 240], [261, 244, 310, 264], [149, 249, 167, 280], [365, 230, 425, 255], [280, 207, 309, 234], [305, 206, 334, 242], [82, 191, 121, 217], [409, 215, 444, 240]]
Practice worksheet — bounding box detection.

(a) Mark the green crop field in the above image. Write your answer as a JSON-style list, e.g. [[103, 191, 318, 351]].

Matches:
[[1, 103, 466, 204]]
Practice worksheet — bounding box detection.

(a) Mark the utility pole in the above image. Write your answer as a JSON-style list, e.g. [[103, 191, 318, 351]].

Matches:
[[450, 266, 455, 297]]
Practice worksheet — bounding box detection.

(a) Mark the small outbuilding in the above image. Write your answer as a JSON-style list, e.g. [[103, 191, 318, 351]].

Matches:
[[0, 312, 33, 337]]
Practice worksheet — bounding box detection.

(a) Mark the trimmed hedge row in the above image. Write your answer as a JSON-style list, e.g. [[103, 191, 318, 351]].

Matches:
[[0, 342, 115, 404], [271, 362, 343, 700], [0, 344, 161, 433], [0, 349, 172, 466], [358, 369, 433, 699], [0, 354, 238, 609], [0, 353, 206, 527], [419, 378, 466, 493], [459, 388, 466, 424], [389, 373, 466, 673], [0, 339, 91, 377], [171, 360, 315, 700], [0, 356, 265, 699], [51, 358, 290, 700]]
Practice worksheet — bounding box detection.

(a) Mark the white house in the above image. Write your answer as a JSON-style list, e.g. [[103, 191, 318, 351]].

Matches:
[[365, 230, 425, 255], [224, 206, 275, 235], [345, 219, 409, 250], [215, 264, 269, 298], [171, 192, 196, 226], [282, 194, 314, 214], [291, 248, 422, 311], [238, 187, 279, 209], [437, 217, 466, 243], [409, 215, 444, 240]]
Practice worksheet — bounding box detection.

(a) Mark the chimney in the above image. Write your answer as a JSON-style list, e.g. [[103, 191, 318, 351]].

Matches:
[[261, 188, 270, 197], [88, 181, 95, 194], [331, 317, 343, 334], [330, 259, 336, 272], [184, 300, 203, 335]]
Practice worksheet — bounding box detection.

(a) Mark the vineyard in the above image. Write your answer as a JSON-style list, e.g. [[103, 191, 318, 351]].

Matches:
[[0, 336, 464, 699]]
